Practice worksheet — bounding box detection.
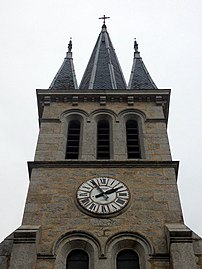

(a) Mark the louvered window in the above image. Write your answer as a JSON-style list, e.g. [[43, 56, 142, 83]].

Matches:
[[97, 120, 110, 159], [126, 120, 140, 159], [117, 249, 140, 269], [67, 249, 89, 269], [66, 120, 80, 159]]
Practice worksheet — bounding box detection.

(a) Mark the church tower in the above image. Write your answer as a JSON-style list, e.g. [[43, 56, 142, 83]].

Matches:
[[1, 18, 202, 269]]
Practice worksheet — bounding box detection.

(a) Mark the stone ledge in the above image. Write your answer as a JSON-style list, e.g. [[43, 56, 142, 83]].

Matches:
[[13, 225, 41, 244], [165, 224, 193, 248], [28, 160, 179, 178], [37, 254, 55, 259], [149, 253, 170, 261]]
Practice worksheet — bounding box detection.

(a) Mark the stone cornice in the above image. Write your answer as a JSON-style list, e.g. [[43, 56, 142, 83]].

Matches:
[[149, 253, 170, 261], [13, 225, 41, 244], [165, 224, 194, 249], [36, 89, 170, 125], [28, 160, 179, 179]]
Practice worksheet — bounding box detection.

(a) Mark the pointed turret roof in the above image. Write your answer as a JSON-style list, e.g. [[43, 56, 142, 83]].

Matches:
[[128, 40, 157, 89], [79, 24, 127, 90], [49, 39, 78, 90]]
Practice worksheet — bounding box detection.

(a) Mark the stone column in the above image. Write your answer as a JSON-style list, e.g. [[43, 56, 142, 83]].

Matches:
[[165, 224, 198, 269], [9, 225, 40, 269]]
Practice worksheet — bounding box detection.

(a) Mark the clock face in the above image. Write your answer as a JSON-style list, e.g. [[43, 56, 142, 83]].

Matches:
[[77, 177, 130, 215]]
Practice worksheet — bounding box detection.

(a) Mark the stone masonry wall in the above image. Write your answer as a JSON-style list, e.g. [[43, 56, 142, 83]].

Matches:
[[22, 166, 182, 257], [34, 101, 171, 161]]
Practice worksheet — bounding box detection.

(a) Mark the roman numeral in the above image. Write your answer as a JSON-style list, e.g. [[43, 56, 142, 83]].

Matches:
[[108, 202, 121, 212], [78, 192, 89, 197], [116, 198, 126, 205], [101, 205, 108, 213], [89, 203, 97, 211], [99, 177, 107, 185], [82, 185, 91, 190], [80, 197, 91, 206], [118, 192, 128, 197]]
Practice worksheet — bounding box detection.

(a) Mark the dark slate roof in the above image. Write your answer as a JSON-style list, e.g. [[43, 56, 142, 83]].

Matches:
[[128, 41, 157, 89], [49, 40, 78, 90], [79, 24, 127, 90]]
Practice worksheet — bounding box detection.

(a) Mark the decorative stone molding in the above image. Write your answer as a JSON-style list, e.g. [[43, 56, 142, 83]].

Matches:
[[106, 232, 153, 269], [13, 225, 41, 244], [165, 224, 193, 248], [43, 96, 51, 106], [165, 224, 198, 269], [9, 225, 41, 269], [100, 96, 106, 105], [72, 96, 78, 106], [53, 231, 101, 269], [127, 96, 134, 105], [28, 160, 179, 178], [36, 89, 170, 124]]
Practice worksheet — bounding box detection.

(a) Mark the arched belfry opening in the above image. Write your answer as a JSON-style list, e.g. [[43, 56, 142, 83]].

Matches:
[[66, 120, 81, 159], [97, 119, 110, 159], [126, 119, 140, 159], [117, 249, 140, 269], [67, 249, 89, 269]]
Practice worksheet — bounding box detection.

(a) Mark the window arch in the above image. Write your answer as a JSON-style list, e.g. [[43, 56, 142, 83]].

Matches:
[[97, 119, 110, 159], [67, 249, 89, 269], [126, 120, 141, 159], [66, 120, 81, 159], [117, 249, 140, 269]]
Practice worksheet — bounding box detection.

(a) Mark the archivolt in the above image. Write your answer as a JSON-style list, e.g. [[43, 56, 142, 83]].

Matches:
[[53, 230, 101, 257], [118, 108, 147, 122], [89, 109, 118, 122], [105, 231, 154, 269], [60, 109, 90, 122], [105, 231, 154, 255]]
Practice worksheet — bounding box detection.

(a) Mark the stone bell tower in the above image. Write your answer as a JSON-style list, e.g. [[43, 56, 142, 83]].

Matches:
[[0, 18, 202, 269]]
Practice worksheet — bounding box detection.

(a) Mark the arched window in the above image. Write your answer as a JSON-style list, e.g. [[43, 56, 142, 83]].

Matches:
[[66, 249, 89, 269], [126, 120, 140, 159], [97, 119, 110, 159], [66, 120, 80, 159], [117, 249, 140, 269]]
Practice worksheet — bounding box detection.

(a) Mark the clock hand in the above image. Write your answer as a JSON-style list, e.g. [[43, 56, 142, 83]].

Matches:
[[90, 180, 109, 200], [95, 186, 123, 198], [105, 186, 123, 194]]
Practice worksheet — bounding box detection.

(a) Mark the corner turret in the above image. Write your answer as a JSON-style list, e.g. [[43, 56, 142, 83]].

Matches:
[[128, 39, 157, 89], [49, 38, 78, 90]]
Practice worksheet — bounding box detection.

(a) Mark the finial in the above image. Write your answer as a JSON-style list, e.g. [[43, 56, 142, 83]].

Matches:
[[68, 38, 72, 52], [134, 38, 139, 52], [99, 15, 110, 27]]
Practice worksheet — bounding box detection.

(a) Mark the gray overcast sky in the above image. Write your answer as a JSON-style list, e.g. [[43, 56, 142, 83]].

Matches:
[[0, 0, 202, 242]]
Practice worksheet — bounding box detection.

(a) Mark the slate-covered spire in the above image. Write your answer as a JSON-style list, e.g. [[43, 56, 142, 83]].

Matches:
[[49, 39, 78, 90], [79, 23, 127, 90], [128, 39, 157, 89]]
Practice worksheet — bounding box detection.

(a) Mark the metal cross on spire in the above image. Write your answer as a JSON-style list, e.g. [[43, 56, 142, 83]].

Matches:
[[99, 15, 110, 25]]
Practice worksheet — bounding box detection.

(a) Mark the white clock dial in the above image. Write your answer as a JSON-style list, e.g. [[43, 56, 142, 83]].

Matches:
[[77, 177, 130, 215]]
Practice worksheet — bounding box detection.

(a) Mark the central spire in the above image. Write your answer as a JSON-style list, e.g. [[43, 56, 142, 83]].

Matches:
[[79, 17, 127, 90]]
